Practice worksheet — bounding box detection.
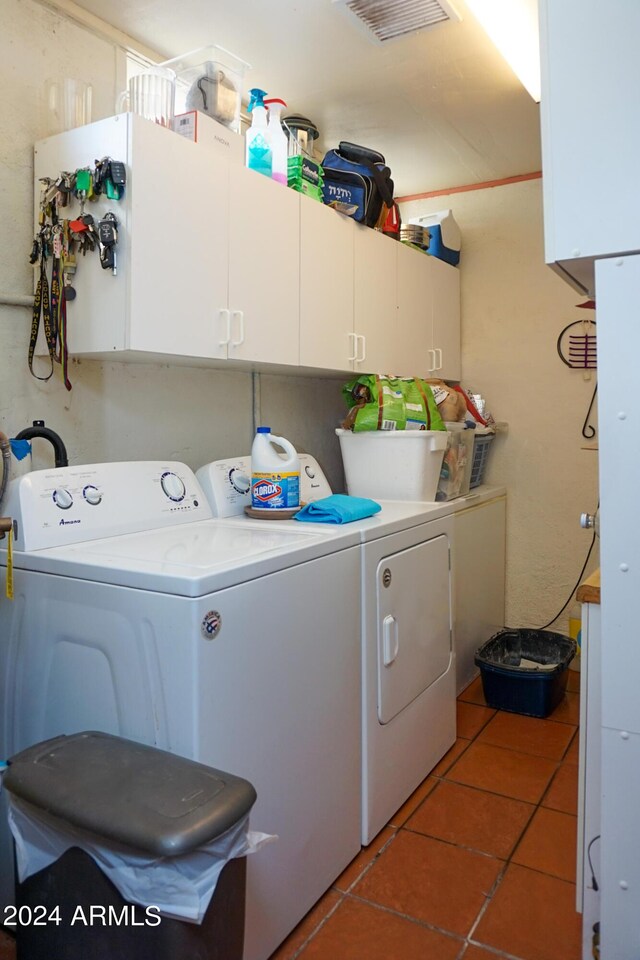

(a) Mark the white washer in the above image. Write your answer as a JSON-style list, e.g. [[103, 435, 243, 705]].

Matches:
[[0, 461, 362, 960], [197, 456, 460, 844]]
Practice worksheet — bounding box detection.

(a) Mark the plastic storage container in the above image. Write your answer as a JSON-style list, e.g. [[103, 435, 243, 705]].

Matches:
[[4, 731, 257, 960], [475, 629, 577, 718], [409, 209, 461, 266], [335, 428, 447, 501], [435, 424, 474, 501], [469, 430, 495, 489], [160, 45, 250, 133]]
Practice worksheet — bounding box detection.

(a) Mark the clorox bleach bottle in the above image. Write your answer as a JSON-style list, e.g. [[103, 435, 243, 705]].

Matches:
[[251, 427, 300, 510]]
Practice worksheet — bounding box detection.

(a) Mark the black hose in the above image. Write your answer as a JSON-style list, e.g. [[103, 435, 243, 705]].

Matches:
[[14, 421, 68, 468]]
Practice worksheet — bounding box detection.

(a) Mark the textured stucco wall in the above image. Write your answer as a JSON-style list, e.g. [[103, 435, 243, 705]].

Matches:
[[0, 0, 346, 490], [401, 180, 600, 631]]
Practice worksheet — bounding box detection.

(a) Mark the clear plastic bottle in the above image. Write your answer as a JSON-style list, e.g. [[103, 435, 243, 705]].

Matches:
[[251, 427, 300, 510], [245, 88, 272, 178], [264, 98, 288, 185]]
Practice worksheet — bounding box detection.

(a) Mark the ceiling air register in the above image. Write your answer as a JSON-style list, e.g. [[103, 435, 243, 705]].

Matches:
[[333, 0, 461, 42]]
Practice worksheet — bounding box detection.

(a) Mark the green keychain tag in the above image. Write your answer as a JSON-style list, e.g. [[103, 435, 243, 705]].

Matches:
[[75, 169, 91, 193], [105, 179, 119, 201]]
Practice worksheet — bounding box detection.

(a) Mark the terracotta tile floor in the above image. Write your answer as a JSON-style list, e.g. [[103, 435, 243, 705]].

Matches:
[[0, 675, 582, 960], [270, 673, 582, 960]]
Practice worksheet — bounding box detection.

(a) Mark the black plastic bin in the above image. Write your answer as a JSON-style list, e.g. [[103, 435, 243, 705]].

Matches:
[[4, 731, 257, 960], [475, 629, 577, 718]]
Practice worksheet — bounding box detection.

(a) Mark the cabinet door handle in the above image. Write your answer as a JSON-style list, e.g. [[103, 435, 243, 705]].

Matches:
[[428, 348, 436, 372], [435, 347, 443, 370], [357, 334, 367, 364], [382, 615, 399, 667], [347, 332, 358, 363], [231, 310, 245, 347], [219, 309, 231, 346]]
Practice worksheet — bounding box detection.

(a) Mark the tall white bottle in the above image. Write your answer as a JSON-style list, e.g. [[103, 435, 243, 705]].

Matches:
[[251, 427, 300, 510], [264, 98, 288, 185]]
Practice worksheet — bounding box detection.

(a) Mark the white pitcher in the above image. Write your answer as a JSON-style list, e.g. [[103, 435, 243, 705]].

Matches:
[[117, 68, 176, 128]]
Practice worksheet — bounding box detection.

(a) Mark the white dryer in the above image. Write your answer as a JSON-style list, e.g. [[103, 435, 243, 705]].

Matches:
[[0, 461, 362, 960], [197, 457, 458, 844]]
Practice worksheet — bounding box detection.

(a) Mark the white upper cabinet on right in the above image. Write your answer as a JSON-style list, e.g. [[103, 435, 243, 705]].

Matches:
[[540, 0, 640, 295], [396, 243, 461, 381], [430, 255, 461, 382]]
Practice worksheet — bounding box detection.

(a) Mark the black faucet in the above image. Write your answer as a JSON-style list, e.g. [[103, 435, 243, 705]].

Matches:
[[14, 421, 69, 468]]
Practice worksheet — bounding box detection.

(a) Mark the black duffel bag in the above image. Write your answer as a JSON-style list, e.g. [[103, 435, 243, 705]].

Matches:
[[322, 141, 394, 228]]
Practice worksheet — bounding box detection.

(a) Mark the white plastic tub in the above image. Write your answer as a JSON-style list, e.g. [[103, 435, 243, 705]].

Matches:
[[336, 428, 447, 501]]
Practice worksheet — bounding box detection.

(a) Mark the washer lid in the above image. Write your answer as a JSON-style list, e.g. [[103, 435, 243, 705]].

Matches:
[[10, 519, 360, 596]]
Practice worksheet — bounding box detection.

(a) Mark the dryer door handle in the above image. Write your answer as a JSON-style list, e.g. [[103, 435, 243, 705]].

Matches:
[[382, 615, 399, 666]]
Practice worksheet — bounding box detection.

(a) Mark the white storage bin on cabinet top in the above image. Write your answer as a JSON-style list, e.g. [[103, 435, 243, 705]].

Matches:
[[335, 428, 447, 501]]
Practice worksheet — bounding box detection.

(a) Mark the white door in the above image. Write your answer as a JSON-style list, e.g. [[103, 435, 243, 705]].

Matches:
[[299, 200, 354, 370], [431, 257, 461, 380], [396, 243, 434, 378], [377, 534, 451, 724], [354, 225, 398, 373], [227, 164, 300, 365], [128, 115, 231, 359]]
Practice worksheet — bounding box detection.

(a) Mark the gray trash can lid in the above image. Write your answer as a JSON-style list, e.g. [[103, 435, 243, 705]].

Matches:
[[4, 732, 257, 858]]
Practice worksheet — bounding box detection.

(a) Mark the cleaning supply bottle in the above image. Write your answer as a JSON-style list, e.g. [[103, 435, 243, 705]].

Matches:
[[264, 98, 288, 185], [245, 88, 272, 178], [251, 427, 300, 510]]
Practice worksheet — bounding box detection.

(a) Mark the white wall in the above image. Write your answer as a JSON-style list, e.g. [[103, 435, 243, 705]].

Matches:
[[0, 0, 346, 489], [401, 180, 600, 631]]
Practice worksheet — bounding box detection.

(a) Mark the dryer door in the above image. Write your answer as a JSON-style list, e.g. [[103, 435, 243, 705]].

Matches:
[[377, 533, 451, 724]]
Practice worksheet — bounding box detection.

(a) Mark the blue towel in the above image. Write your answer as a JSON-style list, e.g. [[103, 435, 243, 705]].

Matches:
[[294, 494, 381, 525]]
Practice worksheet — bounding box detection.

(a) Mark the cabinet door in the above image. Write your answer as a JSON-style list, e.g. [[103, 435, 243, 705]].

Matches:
[[431, 257, 461, 381], [128, 115, 230, 359], [227, 165, 300, 365], [452, 497, 506, 693], [300, 201, 354, 371], [396, 244, 434, 378], [354, 226, 399, 373]]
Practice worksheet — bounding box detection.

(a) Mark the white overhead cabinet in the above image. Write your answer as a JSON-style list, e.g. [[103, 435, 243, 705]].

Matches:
[[540, 0, 640, 295], [227, 163, 300, 365], [431, 255, 461, 382], [299, 199, 355, 370], [34, 114, 460, 379], [396, 243, 461, 381], [34, 115, 233, 362]]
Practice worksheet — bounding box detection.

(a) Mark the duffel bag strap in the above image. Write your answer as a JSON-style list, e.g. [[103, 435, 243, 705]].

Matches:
[[337, 142, 394, 208], [338, 141, 386, 166]]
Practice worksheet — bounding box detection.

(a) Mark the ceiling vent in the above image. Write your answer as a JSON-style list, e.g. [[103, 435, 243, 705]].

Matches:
[[333, 0, 461, 43]]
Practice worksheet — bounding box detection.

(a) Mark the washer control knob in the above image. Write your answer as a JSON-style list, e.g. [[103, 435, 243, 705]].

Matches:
[[53, 488, 73, 510], [161, 471, 186, 502], [83, 485, 102, 506]]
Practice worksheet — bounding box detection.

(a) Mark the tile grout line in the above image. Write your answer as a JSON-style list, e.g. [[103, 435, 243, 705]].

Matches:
[[286, 892, 347, 960], [285, 684, 580, 959], [342, 891, 466, 947]]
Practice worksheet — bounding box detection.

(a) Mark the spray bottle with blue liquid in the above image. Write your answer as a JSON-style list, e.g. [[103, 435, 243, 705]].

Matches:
[[246, 88, 272, 178]]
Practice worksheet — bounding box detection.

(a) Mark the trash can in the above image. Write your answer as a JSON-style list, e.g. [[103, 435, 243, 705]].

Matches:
[[4, 731, 258, 960], [475, 628, 577, 718]]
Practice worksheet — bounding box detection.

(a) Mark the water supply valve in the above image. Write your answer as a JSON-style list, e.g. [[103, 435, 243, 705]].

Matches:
[[580, 512, 600, 537]]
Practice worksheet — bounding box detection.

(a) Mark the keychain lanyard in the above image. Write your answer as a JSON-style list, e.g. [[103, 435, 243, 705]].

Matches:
[[28, 245, 55, 381]]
